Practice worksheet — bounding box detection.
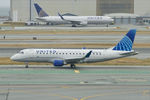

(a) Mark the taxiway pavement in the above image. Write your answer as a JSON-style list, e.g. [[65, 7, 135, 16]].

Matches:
[[0, 65, 149, 100], [0, 34, 150, 44]]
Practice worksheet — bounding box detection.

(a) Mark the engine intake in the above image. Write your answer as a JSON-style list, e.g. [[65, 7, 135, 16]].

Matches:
[[53, 60, 64, 67]]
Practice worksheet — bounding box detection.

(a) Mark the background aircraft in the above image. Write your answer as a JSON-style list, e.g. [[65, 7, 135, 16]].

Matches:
[[34, 3, 114, 27], [11, 29, 138, 68]]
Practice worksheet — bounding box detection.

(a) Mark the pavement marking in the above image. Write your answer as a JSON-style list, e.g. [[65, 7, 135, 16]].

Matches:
[[61, 86, 71, 89], [74, 69, 80, 74], [80, 90, 142, 100], [0, 88, 150, 100], [52, 94, 78, 100]]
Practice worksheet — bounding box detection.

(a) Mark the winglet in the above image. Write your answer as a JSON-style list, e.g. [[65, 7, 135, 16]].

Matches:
[[85, 51, 92, 58], [113, 29, 136, 51], [58, 12, 65, 20]]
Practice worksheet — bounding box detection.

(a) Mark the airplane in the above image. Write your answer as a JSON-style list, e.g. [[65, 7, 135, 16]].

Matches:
[[34, 3, 114, 27], [10, 29, 138, 68]]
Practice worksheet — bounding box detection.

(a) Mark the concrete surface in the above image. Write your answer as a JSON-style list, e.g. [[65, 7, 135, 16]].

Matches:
[[0, 34, 150, 44], [0, 65, 150, 100]]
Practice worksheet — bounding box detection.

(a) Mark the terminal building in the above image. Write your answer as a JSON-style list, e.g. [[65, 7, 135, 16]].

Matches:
[[10, 0, 150, 25], [96, 0, 134, 16], [10, 0, 97, 22]]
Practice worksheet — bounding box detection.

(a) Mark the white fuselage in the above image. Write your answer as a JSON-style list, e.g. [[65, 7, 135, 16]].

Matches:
[[10, 29, 138, 67], [11, 48, 133, 64], [37, 16, 114, 25]]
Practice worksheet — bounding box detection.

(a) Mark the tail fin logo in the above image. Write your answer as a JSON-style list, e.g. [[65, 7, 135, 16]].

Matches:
[[39, 10, 48, 17], [34, 3, 49, 17], [113, 29, 136, 51]]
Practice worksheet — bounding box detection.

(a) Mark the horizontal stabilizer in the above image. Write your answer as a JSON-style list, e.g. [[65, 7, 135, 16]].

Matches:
[[120, 51, 138, 56]]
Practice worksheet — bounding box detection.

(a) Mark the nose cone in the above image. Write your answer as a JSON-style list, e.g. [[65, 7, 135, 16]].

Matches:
[[111, 18, 114, 22], [10, 55, 17, 61], [108, 17, 114, 22], [108, 17, 114, 24], [10, 54, 20, 61]]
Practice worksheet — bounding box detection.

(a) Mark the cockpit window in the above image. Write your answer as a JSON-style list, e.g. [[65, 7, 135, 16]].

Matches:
[[19, 51, 24, 54]]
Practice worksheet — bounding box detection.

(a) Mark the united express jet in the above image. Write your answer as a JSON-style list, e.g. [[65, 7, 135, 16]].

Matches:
[[34, 3, 114, 27], [11, 29, 138, 68]]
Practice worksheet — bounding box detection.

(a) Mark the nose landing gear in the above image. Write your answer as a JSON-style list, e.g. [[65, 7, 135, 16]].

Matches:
[[72, 24, 77, 27], [70, 64, 76, 69], [25, 62, 29, 68]]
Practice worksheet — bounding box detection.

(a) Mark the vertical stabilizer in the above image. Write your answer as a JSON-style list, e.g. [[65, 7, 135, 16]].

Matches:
[[34, 3, 49, 17], [113, 29, 136, 51]]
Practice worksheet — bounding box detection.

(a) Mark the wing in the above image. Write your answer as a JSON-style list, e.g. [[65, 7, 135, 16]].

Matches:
[[58, 12, 87, 25], [64, 51, 92, 64]]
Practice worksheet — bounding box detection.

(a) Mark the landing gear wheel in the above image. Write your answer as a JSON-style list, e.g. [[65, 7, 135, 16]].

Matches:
[[70, 64, 76, 69], [46, 22, 50, 25], [106, 24, 109, 27], [25, 62, 29, 68], [72, 25, 76, 27]]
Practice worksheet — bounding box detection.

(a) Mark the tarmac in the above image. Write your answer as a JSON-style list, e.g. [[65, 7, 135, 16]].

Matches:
[[0, 65, 150, 100], [0, 27, 150, 100], [0, 33, 150, 44]]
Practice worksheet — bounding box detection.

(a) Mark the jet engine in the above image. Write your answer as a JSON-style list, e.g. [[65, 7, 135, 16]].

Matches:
[[80, 20, 88, 25], [53, 60, 64, 67]]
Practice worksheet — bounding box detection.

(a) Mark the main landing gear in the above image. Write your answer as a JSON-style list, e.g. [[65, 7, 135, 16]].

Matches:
[[72, 24, 77, 27], [70, 64, 76, 69], [106, 24, 109, 27], [25, 62, 29, 68]]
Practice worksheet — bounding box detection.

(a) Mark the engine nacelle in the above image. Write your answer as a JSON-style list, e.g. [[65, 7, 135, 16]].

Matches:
[[80, 20, 88, 25], [53, 60, 64, 67]]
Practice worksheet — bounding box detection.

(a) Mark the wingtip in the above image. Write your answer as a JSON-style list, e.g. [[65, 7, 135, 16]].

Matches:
[[85, 51, 92, 58]]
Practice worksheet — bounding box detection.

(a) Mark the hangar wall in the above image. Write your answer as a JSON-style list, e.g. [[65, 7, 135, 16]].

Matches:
[[11, 0, 150, 23], [10, 0, 97, 22], [96, 0, 134, 16], [10, 0, 30, 21]]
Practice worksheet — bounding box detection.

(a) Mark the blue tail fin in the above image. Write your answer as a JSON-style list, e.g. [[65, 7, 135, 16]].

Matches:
[[34, 3, 49, 17], [113, 29, 136, 51]]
